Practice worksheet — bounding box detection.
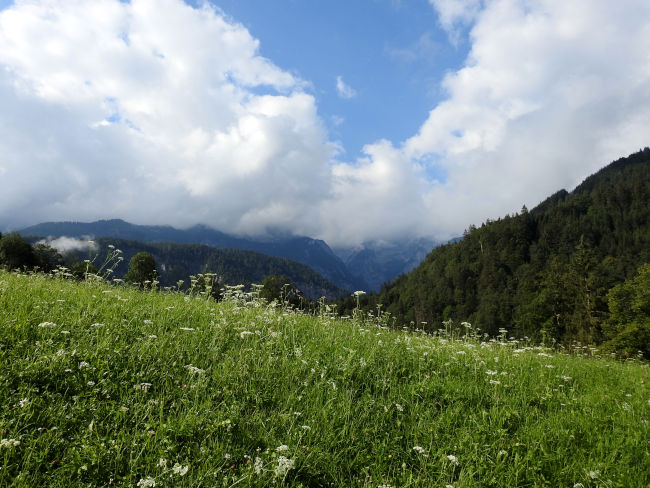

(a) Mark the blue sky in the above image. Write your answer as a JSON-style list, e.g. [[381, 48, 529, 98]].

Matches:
[[1, 0, 649, 246], [207, 0, 467, 161]]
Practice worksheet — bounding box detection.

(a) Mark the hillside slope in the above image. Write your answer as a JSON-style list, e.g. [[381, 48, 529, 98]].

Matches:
[[377, 148, 650, 345], [1, 271, 648, 487], [74, 237, 347, 300]]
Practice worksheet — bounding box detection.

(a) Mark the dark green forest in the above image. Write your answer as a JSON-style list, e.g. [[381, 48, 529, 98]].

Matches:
[[342, 148, 650, 357], [0, 234, 344, 301]]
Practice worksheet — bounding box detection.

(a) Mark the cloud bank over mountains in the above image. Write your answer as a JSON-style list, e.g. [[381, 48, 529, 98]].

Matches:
[[1, 0, 649, 246]]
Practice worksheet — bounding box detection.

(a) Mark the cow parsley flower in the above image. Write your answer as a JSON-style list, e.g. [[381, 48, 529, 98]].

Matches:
[[274, 456, 295, 477], [172, 463, 189, 476], [0, 438, 20, 448]]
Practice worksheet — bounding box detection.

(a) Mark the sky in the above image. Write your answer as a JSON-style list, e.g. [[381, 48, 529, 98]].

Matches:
[[0, 0, 649, 247]]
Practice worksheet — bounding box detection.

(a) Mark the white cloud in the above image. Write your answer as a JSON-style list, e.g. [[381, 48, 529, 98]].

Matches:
[[38, 236, 98, 253], [0, 0, 334, 238], [335, 75, 357, 99]]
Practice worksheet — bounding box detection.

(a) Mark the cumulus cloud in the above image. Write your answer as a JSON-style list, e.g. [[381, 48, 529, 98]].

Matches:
[[0, 0, 333, 236], [38, 236, 98, 253], [1, 0, 649, 248], [335, 76, 357, 99]]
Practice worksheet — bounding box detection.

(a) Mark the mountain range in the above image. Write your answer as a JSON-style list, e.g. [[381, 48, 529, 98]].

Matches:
[[19, 219, 437, 293]]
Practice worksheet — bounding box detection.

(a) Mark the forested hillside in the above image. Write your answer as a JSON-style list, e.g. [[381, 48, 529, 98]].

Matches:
[[374, 148, 650, 354], [20, 219, 365, 291]]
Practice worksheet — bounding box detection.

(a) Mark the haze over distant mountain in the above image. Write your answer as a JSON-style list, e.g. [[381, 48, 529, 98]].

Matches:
[[334, 238, 439, 292], [20, 219, 367, 292]]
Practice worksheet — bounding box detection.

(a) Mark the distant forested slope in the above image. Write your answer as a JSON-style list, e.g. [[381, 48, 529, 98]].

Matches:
[[67, 238, 346, 300], [375, 148, 650, 349]]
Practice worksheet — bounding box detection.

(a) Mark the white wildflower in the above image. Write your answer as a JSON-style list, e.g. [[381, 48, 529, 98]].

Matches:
[[61, 330, 70, 334], [446, 454, 459, 465], [489, 379, 501, 385], [179, 327, 195, 331], [18, 398, 29, 408], [136, 477, 156, 487], [588, 470, 600, 479], [412, 446, 426, 455], [144, 320, 153, 325], [0, 438, 20, 448], [274, 456, 295, 478], [254, 456, 263, 475], [395, 403, 404, 412], [545, 364, 555, 369], [185, 365, 205, 375], [38, 321, 56, 328], [486, 370, 498, 375], [87, 381, 95, 386], [172, 463, 189, 476], [79, 361, 90, 369], [301, 425, 311, 431], [275, 444, 289, 452], [157, 458, 167, 468], [240, 331, 253, 338], [573, 484, 585, 488]]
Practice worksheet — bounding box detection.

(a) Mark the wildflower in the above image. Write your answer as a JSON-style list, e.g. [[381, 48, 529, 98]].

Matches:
[[489, 380, 501, 385], [240, 331, 253, 338], [412, 446, 426, 455], [573, 484, 585, 488], [587, 470, 600, 479], [545, 364, 555, 369], [301, 425, 311, 431], [87, 381, 95, 386], [276, 444, 289, 452], [254, 456, 264, 475], [137, 477, 156, 487], [144, 320, 153, 325], [185, 365, 206, 375], [486, 370, 498, 375], [61, 330, 70, 334], [274, 456, 295, 478], [446, 454, 459, 465], [18, 398, 29, 408], [79, 361, 90, 369], [0, 438, 20, 448], [395, 403, 404, 412], [180, 327, 195, 331], [38, 321, 56, 328], [172, 463, 189, 476]]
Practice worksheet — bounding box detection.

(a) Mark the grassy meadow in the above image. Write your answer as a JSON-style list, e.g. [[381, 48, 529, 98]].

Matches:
[[0, 270, 648, 487]]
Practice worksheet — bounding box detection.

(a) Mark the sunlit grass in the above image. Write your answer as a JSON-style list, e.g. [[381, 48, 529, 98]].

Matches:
[[1, 270, 648, 487]]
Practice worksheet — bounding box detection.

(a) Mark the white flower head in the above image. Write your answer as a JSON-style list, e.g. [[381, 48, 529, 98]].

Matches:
[[136, 477, 156, 487], [446, 454, 459, 465], [274, 456, 295, 478], [275, 444, 289, 452], [172, 463, 189, 476], [412, 446, 426, 455], [0, 438, 20, 449]]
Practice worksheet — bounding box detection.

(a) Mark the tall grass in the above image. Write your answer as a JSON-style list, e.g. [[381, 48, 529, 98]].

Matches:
[[0, 270, 648, 487]]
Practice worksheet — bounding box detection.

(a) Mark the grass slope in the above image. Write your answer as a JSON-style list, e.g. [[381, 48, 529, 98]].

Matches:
[[1, 271, 648, 487]]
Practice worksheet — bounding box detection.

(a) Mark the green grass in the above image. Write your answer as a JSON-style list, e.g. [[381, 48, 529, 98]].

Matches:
[[1, 270, 648, 487]]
